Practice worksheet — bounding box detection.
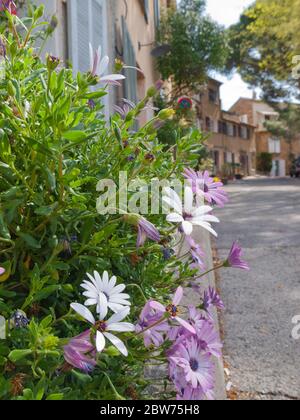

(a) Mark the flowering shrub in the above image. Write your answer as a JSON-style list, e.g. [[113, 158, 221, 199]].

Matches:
[[0, 6, 249, 400]]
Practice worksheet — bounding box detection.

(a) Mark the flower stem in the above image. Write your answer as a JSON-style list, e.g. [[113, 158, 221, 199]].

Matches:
[[136, 315, 167, 336], [102, 372, 126, 400], [127, 284, 147, 303]]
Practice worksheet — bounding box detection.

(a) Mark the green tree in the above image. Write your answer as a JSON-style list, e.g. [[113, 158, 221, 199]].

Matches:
[[156, 0, 229, 101], [227, 0, 300, 156], [227, 0, 300, 98]]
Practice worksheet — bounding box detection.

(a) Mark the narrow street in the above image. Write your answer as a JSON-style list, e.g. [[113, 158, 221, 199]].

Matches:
[[216, 178, 300, 400]]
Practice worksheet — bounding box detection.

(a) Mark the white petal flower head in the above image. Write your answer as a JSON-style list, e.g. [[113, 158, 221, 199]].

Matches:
[[89, 43, 125, 85], [70, 304, 135, 356], [162, 186, 220, 237], [81, 271, 131, 317]]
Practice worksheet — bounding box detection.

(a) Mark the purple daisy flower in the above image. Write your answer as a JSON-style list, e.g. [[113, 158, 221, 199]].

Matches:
[[184, 168, 229, 208], [203, 287, 225, 311], [150, 287, 196, 335], [0, 0, 17, 15], [136, 301, 169, 348], [225, 241, 250, 270], [194, 317, 223, 358], [114, 98, 135, 119], [64, 330, 97, 373], [177, 385, 214, 401], [169, 337, 215, 392], [137, 217, 160, 248], [186, 236, 206, 269]]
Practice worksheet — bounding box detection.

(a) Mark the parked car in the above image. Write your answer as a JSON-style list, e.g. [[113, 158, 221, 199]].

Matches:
[[290, 158, 300, 177]]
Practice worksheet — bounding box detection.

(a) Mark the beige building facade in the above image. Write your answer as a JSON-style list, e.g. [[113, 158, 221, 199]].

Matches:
[[196, 78, 257, 177], [230, 98, 300, 176], [33, 0, 174, 121]]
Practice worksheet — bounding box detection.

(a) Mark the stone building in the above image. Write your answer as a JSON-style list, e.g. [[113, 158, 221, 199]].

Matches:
[[196, 78, 257, 177], [230, 98, 300, 176]]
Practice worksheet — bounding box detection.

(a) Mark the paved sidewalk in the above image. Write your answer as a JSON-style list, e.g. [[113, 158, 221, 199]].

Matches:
[[215, 178, 300, 400]]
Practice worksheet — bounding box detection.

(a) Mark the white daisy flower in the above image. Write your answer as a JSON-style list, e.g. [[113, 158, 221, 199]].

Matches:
[[81, 271, 131, 318], [70, 304, 134, 356], [162, 186, 220, 237], [89, 43, 125, 85]]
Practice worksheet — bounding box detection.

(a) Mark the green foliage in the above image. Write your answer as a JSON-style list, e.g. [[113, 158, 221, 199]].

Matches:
[[227, 0, 300, 97], [256, 152, 273, 174], [156, 0, 229, 100], [0, 8, 206, 400], [227, 0, 300, 149]]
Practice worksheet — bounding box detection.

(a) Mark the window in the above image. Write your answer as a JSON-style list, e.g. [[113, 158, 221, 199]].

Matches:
[[240, 126, 248, 139], [68, 0, 106, 74], [209, 89, 218, 103], [227, 123, 234, 137], [213, 151, 220, 169], [269, 138, 281, 154], [233, 125, 237, 137], [206, 117, 212, 131], [218, 121, 223, 134], [122, 17, 138, 105]]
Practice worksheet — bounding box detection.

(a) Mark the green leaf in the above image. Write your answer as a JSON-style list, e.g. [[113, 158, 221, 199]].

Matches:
[[40, 315, 53, 329], [17, 232, 41, 249], [72, 370, 93, 383], [82, 91, 107, 99], [33, 285, 60, 302], [46, 393, 64, 400], [34, 202, 59, 216], [62, 130, 87, 141], [8, 349, 32, 363]]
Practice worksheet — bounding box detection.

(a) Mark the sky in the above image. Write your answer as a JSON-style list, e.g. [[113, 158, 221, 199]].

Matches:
[[205, 0, 256, 110]]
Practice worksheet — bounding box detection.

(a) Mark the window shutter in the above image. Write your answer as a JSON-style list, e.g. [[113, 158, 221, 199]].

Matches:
[[122, 17, 138, 105], [154, 0, 160, 27], [91, 0, 104, 50], [68, 0, 105, 74], [144, 0, 150, 23], [76, 1, 90, 73]]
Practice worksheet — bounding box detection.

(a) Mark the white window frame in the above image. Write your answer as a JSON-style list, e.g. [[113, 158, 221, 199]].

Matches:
[[268, 138, 281, 154]]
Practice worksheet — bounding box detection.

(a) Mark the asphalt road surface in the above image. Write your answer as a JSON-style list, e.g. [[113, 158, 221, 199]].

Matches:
[[216, 177, 300, 400]]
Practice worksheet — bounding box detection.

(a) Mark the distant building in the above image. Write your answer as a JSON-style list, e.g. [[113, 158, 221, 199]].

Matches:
[[230, 98, 300, 177], [196, 78, 257, 177]]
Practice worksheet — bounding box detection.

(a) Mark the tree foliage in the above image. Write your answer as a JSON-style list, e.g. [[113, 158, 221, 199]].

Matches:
[[227, 0, 300, 148], [156, 0, 229, 100], [227, 0, 300, 99]]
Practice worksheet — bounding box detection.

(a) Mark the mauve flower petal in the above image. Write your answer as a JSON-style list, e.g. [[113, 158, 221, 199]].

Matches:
[[173, 287, 183, 305], [175, 317, 196, 334], [149, 301, 166, 313]]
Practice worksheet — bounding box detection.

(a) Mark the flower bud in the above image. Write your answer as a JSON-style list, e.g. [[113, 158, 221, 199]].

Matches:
[[47, 54, 60, 71], [158, 108, 175, 120], [146, 86, 157, 98], [34, 4, 44, 20]]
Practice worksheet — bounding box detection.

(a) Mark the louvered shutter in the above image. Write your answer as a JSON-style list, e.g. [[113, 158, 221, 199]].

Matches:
[[68, 0, 105, 74], [77, 1, 90, 72], [154, 0, 160, 28], [91, 0, 104, 51], [122, 17, 138, 105], [144, 0, 149, 23]]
